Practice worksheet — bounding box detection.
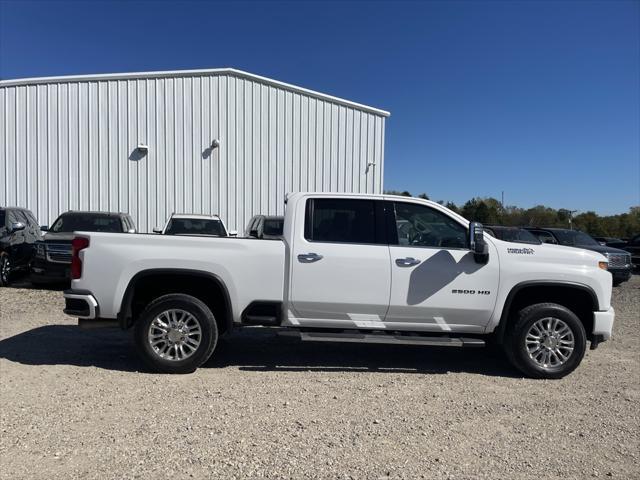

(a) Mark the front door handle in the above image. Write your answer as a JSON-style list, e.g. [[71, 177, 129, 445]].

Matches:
[[298, 252, 323, 263], [395, 257, 421, 267]]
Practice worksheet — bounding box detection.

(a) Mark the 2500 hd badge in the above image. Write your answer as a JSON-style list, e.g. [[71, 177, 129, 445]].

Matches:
[[451, 289, 491, 295]]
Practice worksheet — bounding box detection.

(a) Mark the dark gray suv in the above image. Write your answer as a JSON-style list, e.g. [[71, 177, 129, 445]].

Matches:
[[525, 227, 633, 286], [31, 211, 136, 284], [0, 207, 42, 286]]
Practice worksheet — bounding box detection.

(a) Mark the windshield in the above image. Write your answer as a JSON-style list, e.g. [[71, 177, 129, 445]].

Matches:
[[51, 214, 123, 233], [165, 218, 226, 236], [490, 227, 540, 245], [263, 218, 284, 236], [552, 230, 599, 246]]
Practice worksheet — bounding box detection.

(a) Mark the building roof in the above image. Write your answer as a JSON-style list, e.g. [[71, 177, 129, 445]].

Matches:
[[0, 67, 390, 117]]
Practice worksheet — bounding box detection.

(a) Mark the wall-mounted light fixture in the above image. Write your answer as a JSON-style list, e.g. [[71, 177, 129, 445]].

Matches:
[[365, 162, 376, 174], [137, 144, 149, 154], [211, 139, 220, 149]]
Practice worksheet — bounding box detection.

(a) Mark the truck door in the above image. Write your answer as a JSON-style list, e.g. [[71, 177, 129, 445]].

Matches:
[[385, 200, 499, 333], [287, 198, 391, 328]]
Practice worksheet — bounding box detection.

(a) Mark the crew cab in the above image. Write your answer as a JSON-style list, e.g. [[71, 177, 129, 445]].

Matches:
[[63, 193, 615, 379]]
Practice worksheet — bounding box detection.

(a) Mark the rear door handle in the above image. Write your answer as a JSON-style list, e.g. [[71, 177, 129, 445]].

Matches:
[[395, 257, 421, 267], [298, 252, 323, 263]]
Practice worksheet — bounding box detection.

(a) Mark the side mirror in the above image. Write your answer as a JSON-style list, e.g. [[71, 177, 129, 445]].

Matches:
[[469, 222, 489, 264], [40, 225, 49, 232], [152, 227, 163, 234], [10, 222, 26, 233], [228, 230, 238, 237], [127, 228, 137, 234], [249, 229, 259, 238]]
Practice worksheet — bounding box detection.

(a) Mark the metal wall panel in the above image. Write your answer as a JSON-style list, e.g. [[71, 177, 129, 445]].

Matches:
[[1, 70, 388, 232]]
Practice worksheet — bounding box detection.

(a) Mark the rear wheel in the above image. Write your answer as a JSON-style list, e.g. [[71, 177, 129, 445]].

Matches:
[[0, 253, 11, 287], [134, 293, 218, 374], [505, 303, 586, 379]]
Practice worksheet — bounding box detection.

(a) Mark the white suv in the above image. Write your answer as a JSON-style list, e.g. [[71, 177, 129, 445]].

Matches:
[[153, 213, 236, 237]]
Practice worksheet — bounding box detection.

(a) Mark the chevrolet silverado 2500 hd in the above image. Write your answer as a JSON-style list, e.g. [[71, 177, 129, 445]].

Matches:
[[63, 193, 615, 378]]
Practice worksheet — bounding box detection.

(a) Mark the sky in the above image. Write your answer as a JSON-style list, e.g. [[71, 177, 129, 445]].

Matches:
[[1, 0, 638, 215]]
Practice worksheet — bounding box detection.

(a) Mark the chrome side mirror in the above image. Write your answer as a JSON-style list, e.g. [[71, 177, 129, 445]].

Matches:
[[10, 222, 25, 233], [152, 227, 163, 234], [228, 230, 238, 237], [469, 222, 489, 264], [127, 228, 137, 234]]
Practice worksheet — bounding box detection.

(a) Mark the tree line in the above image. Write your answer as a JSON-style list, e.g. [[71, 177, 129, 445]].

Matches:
[[384, 191, 640, 239]]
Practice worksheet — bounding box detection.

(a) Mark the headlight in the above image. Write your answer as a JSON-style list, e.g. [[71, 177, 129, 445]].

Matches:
[[598, 261, 608, 270], [35, 242, 46, 258]]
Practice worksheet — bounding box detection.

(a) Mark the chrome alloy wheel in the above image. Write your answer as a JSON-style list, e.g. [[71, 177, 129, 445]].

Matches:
[[147, 309, 202, 361], [525, 317, 575, 369]]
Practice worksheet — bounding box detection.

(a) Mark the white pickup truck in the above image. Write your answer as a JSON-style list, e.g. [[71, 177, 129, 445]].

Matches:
[[63, 193, 615, 378]]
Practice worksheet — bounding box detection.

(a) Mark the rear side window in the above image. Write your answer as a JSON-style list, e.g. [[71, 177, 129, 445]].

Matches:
[[304, 198, 378, 244]]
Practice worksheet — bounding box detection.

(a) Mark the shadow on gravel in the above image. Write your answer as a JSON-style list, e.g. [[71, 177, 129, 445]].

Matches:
[[0, 325, 143, 372], [0, 326, 520, 378], [208, 329, 521, 378]]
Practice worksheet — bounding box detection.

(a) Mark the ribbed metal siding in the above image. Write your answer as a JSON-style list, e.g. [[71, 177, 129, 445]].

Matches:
[[0, 73, 386, 232]]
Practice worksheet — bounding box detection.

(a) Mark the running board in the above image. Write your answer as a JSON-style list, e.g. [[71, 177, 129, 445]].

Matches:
[[279, 330, 485, 347]]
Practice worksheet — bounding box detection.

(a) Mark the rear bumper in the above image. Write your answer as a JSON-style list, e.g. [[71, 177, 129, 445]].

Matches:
[[593, 307, 615, 341], [63, 289, 99, 319]]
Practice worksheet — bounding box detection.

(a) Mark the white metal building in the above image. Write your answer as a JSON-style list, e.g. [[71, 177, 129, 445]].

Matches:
[[0, 68, 389, 232]]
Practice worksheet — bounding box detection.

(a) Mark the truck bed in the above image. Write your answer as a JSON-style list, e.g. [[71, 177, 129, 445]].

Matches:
[[74, 233, 286, 322]]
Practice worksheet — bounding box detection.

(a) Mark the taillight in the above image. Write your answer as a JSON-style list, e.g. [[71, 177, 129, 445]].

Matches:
[[71, 237, 90, 279]]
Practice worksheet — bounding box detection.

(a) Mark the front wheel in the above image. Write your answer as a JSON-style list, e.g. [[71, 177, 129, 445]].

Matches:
[[505, 303, 586, 379], [0, 253, 11, 287], [134, 294, 218, 374]]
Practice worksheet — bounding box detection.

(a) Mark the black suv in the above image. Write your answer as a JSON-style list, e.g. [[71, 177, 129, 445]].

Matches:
[[245, 215, 285, 239], [525, 227, 633, 286], [31, 211, 136, 284], [623, 234, 640, 270], [484, 225, 541, 245], [0, 207, 42, 286]]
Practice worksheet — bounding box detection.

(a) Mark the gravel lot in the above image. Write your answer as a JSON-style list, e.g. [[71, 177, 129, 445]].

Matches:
[[1, 276, 639, 480]]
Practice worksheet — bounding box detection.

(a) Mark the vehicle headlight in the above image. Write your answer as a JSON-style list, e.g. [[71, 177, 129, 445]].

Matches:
[[35, 242, 46, 258], [598, 261, 608, 270]]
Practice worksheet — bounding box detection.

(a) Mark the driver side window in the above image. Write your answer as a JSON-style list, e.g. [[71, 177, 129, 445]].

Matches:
[[393, 202, 467, 249]]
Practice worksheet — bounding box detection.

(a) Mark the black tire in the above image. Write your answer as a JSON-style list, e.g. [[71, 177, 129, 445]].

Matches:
[[0, 253, 11, 287], [134, 293, 218, 374], [504, 303, 586, 379]]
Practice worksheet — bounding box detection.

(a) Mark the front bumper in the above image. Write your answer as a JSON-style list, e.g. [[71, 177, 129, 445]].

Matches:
[[31, 258, 70, 282], [593, 306, 615, 341], [609, 267, 632, 283], [63, 289, 99, 319]]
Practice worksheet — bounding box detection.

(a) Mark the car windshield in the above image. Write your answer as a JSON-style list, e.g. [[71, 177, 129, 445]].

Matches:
[[490, 228, 540, 244], [263, 218, 284, 236], [50, 214, 123, 233], [552, 230, 599, 246], [165, 218, 226, 236]]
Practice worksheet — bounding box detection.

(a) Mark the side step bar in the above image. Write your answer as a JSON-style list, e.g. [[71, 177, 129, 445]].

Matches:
[[279, 330, 485, 347]]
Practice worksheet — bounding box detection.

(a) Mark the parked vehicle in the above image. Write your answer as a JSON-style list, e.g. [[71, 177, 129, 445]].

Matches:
[[245, 215, 284, 239], [63, 193, 615, 379], [622, 234, 640, 269], [484, 225, 540, 245], [31, 211, 136, 284], [592, 236, 626, 248], [154, 214, 236, 237], [524, 227, 632, 286], [0, 207, 42, 286]]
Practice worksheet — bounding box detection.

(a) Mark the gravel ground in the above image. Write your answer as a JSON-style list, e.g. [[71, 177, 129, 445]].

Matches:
[[0, 276, 639, 480]]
